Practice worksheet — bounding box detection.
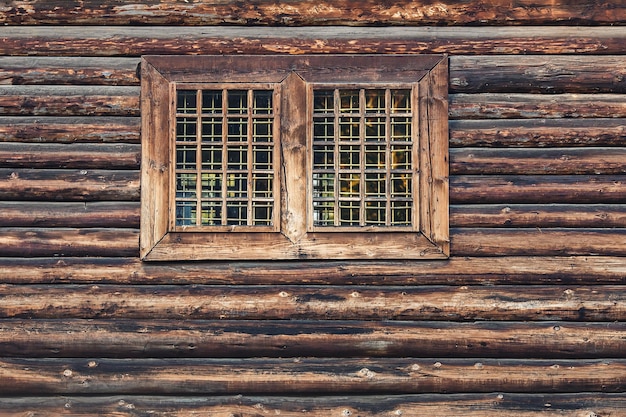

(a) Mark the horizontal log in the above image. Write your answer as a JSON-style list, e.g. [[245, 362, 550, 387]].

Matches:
[[0, 357, 624, 395], [0, 116, 140, 143], [1, 27, 625, 56], [0, 85, 139, 116], [450, 93, 626, 119], [0, 142, 140, 169], [0, 394, 623, 417], [0, 256, 623, 286], [2, 0, 624, 26], [0, 284, 624, 321], [0, 169, 139, 201], [451, 175, 626, 204], [452, 228, 626, 256], [0, 202, 139, 228], [0, 228, 138, 257], [1, 319, 624, 359], [451, 204, 626, 228], [450, 148, 626, 175], [0, 56, 139, 86], [450, 55, 626, 94], [449, 118, 626, 148]]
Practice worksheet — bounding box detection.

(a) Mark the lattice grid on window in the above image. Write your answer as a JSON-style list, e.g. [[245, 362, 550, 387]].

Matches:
[[312, 88, 414, 227], [174, 88, 275, 228]]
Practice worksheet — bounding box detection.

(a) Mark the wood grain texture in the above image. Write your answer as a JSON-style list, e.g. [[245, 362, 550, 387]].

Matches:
[[0, 256, 623, 285], [1, 319, 624, 359], [2, 0, 624, 26], [1, 27, 625, 56], [0, 284, 623, 321], [0, 357, 624, 395], [0, 394, 623, 417]]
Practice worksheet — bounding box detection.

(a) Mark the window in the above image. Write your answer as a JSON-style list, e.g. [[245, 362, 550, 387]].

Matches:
[[141, 55, 449, 260]]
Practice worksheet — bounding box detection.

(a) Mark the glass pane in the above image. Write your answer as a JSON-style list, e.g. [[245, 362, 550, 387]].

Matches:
[[365, 201, 386, 225], [201, 118, 222, 142], [339, 117, 360, 141], [365, 90, 385, 112], [253, 119, 272, 142], [313, 90, 334, 111], [339, 90, 359, 113], [176, 118, 197, 142], [391, 89, 411, 112], [253, 174, 273, 198], [201, 202, 222, 226], [176, 146, 196, 170], [313, 117, 334, 141], [176, 201, 196, 226], [313, 173, 335, 198], [177, 90, 197, 114], [391, 201, 411, 226], [176, 173, 196, 199], [226, 201, 247, 225], [226, 173, 247, 198], [314, 145, 334, 170], [253, 90, 272, 114], [228, 118, 247, 142], [227, 90, 247, 114], [253, 203, 273, 225], [339, 173, 360, 197], [313, 200, 334, 226], [339, 200, 360, 225], [365, 117, 385, 141], [201, 146, 222, 170], [202, 90, 222, 113], [201, 173, 222, 199]]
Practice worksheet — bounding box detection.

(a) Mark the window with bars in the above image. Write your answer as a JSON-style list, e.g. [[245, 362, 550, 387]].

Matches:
[[141, 55, 449, 261]]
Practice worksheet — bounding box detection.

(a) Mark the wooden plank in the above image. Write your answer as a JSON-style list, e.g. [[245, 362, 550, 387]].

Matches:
[[0, 228, 138, 257], [0, 116, 140, 144], [0, 202, 139, 228], [1, 0, 624, 26], [450, 55, 626, 94], [1, 27, 624, 56], [450, 148, 626, 175], [449, 119, 626, 148], [1, 319, 624, 359], [0, 169, 139, 201], [0, 56, 139, 86], [0, 142, 140, 169], [0, 394, 624, 417], [0, 284, 624, 321], [0, 256, 623, 286], [452, 228, 626, 256], [450, 93, 626, 119], [0, 85, 139, 116], [1, 357, 624, 395], [451, 204, 626, 228], [450, 175, 626, 204]]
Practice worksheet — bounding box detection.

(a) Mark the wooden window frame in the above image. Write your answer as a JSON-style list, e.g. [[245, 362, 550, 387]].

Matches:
[[141, 55, 449, 261]]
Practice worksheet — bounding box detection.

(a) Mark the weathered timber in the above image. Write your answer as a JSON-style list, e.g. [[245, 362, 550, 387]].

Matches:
[[452, 228, 626, 256], [451, 204, 626, 228], [0, 169, 139, 201], [450, 175, 626, 204], [0, 85, 139, 116], [450, 55, 626, 94], [1, 27, 625, 56], [450, 93, 626, 119], [0, 228, 138, 257], [1, 357, 624, 395], [0, 394, 623, 417], [2, 1, 624, 26], [0, 116, 140, 143], [0, 284, 623, 321], [1, 319, 624, 359], [0, 202, 140, 228], [0, 143, 140, 169], [0, 57, 139, 86], [449, 119, 626, 148], [0, 256, 623, 286], [450, 148, 626, 175]]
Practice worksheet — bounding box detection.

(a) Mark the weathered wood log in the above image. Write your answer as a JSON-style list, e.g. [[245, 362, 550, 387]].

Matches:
[[0, 169, 139, 201], [451, 204, 626, 228], [450, 148, 626, 175], [450, 93, 626, 119], [0, 202, 139, 228], [451, 175, 626, 204], [0, 394, 623, 417], [450, 55, 626, 94], [0, 142, 140, 169], [1, 27, 625, 56], [0, 85, 139, 116], [449, 119, 626, 148], [0, 116, 140, 143], [0, 256, 623, 286], [0, 357, 624, 395], [0, 57, 139, 86], [2, 0, 624, 26], [1, 319, 624, 359], [0, 284, 623, 321], [452, 228, 626, 256], [0, 228, 137, 257]]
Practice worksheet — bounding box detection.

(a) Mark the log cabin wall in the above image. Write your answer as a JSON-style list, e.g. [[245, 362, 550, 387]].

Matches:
[[0, 1, 625, 415]]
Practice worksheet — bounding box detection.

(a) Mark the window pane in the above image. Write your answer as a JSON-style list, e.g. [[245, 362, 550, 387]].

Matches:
[[177, 90, 197, 114]]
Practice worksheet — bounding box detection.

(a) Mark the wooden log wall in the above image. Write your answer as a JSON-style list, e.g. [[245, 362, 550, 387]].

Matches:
[[0, 1, 625, 415]]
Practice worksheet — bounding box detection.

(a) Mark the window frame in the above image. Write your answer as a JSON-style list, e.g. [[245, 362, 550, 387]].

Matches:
[[140, 54, 449, 261]]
